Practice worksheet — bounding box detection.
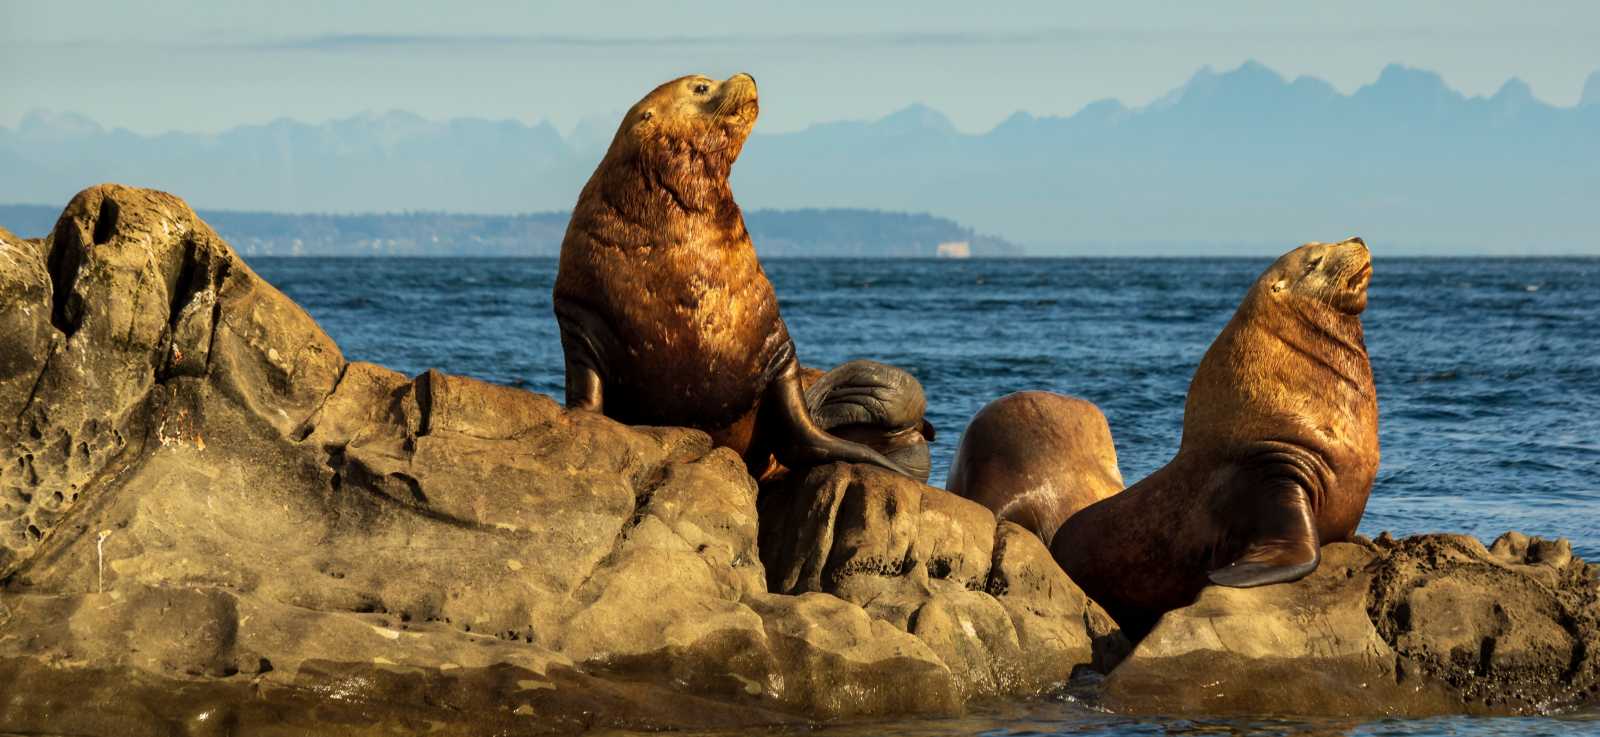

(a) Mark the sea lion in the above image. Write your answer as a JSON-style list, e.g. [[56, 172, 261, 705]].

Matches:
[[801, 359, 936, 482], [947, 391, 1123, 545], [552, 73, 911, 478], [1052, 238, 1378, 638]]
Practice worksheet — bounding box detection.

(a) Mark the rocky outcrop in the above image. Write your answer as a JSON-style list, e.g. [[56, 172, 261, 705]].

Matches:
[[2, 185, 1596, 733], [758, 463, 1130, 700], [1103, 533, 1600, 717], [0, 185, 1107, 734]]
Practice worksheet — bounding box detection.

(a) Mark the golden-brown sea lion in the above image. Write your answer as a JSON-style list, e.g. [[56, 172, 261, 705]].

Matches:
[[946, 391, 1123, 545], [552, 73, 911, 477], [1052, 238, 1378, 638]]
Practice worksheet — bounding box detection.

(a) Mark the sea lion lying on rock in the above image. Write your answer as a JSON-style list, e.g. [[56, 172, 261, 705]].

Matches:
[[552, 73, 912, 478], [1053, 238, 1378, 637], [946, 391, 1123, 545], [798, 359, 936, 483]]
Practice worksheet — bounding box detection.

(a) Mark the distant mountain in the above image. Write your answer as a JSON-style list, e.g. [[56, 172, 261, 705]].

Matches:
[[0, 204, 1020, 258], [4, 62, 1598, 254]]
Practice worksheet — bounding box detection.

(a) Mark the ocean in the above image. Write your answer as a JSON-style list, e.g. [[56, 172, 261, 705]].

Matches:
[[251, 256, 1600, 735]]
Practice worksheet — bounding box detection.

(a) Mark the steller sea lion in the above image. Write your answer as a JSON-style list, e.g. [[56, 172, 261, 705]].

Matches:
[[1052, 238, 1378, 638], [946, 391, 1123, 545], [552, 73, 911, 478], [801, 359, 936, 483]]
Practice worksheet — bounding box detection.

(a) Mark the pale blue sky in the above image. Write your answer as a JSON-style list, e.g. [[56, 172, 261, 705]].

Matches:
[[3, 1, 1598, 134]]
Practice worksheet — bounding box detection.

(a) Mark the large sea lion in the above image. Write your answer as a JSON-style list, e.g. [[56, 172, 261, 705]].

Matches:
[[946, 391, 1123, 545], [1052, 238, 1378, 637], [552, 73, 911, 478]]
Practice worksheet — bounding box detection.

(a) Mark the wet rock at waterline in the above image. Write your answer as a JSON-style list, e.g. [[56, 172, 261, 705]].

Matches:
[[1104, 533, 1600, 716]]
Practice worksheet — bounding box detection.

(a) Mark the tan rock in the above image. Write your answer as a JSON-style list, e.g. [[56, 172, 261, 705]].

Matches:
[[1103, 535, 1600, 716], [758, 463, 1114, 698]]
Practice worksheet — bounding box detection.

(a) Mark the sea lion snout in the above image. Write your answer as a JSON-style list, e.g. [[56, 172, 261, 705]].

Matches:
[[1330, 239, 1373, 313], [715, 73, 759, 115]]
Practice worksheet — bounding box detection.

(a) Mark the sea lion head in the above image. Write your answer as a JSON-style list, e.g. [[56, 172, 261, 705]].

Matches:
[[1257, 237, 1373, 315], [603, 73, 760, 198]]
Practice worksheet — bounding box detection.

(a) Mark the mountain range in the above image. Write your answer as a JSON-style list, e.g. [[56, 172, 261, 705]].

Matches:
[[3, 62, 1598, 255]]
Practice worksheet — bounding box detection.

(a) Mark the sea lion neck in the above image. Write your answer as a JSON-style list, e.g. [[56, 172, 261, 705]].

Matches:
[[1179, 286, 1374, 453], [570, 149, 741, 252]]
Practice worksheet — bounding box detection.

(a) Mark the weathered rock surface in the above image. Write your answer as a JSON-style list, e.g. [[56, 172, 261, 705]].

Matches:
[[759, 463, 1129, 701], [0, 185, 1105, 734], [1, 185, 1596, 733], [1103, 533, 1600, 717]]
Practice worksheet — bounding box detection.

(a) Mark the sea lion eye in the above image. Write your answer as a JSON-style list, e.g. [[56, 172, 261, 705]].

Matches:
[[1304, 256, 1323, 273], [693, 82, 710, 94], [640, 111, 654, 121]]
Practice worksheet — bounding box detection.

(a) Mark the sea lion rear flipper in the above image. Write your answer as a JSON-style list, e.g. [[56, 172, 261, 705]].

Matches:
[[764, 356, 916, 478], [1207, 480, 1321, 588]]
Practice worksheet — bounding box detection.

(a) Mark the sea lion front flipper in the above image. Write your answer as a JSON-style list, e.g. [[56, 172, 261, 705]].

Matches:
[[553, 299, 609, 412], [561, 350, 603, 412], [1207, 479, 1321, 588], [764, 357, 916, 478]]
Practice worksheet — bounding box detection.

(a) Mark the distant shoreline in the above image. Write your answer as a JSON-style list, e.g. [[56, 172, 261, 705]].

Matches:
[[0, 203, 1023, 259], [4, 203, 1595, 258]]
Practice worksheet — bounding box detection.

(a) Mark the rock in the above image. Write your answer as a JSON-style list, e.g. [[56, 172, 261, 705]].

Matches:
[[0, 185, 1104, 732], [746, 592, 961, 717], [758, 464, 1118, 700], [1102, 534, 1600, 717]]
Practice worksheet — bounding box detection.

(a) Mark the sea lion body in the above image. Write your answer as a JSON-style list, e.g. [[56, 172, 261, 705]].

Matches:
[[1052, 239, 1378, 637], [555, 197, 786, 452], [947, 391, 1123, 545], [799, 359, 937, 482], [553, 74, 910, 477]]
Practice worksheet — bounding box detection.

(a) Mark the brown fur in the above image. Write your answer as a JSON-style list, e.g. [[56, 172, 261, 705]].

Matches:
[[1052, 239, 1379, 638], [552, 74, 793, 466], [947, 391, 1124, 545]]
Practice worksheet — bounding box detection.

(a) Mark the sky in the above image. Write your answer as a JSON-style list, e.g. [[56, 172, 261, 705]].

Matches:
[[3, 1, 1599, 136]]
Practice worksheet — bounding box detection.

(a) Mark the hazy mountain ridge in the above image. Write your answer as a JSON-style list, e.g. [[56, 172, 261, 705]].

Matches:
[[0, 204, 1020, 258], [4, 61, 1598, 254]]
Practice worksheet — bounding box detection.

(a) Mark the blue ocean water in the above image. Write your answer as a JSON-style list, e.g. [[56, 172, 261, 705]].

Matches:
[[251, 256, 1600, 734]]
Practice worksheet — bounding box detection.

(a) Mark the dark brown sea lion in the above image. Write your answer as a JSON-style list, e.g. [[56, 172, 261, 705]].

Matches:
[[552, 73, 911, 478], [1052, 238, 1378, 638], [801, 359, 936, 482], [946, 391, 1123, 545]]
